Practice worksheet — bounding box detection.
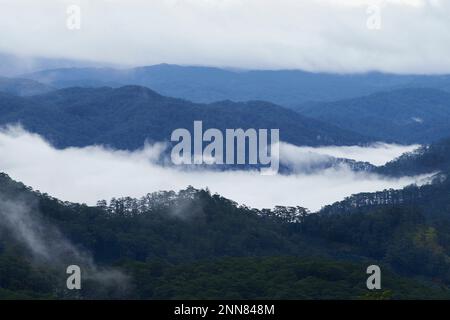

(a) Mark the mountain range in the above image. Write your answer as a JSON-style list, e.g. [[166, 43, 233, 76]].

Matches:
[[2, 60, 450, 300], [6, 64, 450, 145], [21, 64, 450, 107], [0, 85, 372, 149]]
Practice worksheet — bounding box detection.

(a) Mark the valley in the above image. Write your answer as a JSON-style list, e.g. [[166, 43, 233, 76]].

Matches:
[[1, 61, 450, 301]]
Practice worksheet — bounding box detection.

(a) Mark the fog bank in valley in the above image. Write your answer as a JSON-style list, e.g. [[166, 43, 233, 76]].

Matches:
[[0, 126, 429, 211]]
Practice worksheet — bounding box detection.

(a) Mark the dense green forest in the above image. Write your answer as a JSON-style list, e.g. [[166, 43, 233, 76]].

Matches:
[[2, 166, 450, 299], [377, 137, 450, 176]]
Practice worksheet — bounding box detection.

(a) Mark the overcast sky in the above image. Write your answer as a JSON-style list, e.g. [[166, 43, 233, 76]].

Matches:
[[0, 0, 449, 73]]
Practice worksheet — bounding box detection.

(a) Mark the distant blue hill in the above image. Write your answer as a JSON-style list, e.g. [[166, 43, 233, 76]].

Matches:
[[0, 85, 372, 150], [0, 77, 53, 96], [0, 52, 115, 77], [22, 64, 450, 107], [296, 88, 450, 144]]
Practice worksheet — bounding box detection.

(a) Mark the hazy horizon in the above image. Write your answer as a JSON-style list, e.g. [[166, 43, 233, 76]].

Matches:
[[1, 0, 449, 74], [4, 51, 450, 78]]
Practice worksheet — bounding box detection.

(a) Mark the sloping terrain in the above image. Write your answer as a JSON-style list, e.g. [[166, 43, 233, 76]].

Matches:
[[0, 85, 372, 149], [297, 88, 450, 144]]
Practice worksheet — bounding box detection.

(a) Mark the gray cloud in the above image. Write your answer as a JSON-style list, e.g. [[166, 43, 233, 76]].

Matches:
[[0, 125, 430, 211], [0, 0, 449, 73]]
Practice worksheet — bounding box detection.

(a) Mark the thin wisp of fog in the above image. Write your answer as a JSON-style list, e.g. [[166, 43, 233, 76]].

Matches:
[[0, 126, 429, 212]]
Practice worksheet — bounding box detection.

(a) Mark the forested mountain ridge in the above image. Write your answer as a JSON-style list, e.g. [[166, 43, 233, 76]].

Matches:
[[320, 138, 450, 217], [296, 88, 450, 144], [1, 172, 450, 299], [373, 137, 450, 177], [0, 85, 372, 149]]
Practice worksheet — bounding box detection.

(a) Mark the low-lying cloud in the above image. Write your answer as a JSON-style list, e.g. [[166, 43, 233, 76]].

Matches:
[[280, 143, 420, 167], [0, 126, 429, 211]]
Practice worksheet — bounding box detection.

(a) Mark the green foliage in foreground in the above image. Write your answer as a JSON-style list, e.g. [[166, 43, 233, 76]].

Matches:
[[1, 172, 450, 299], [121, 257, 450, 300]]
